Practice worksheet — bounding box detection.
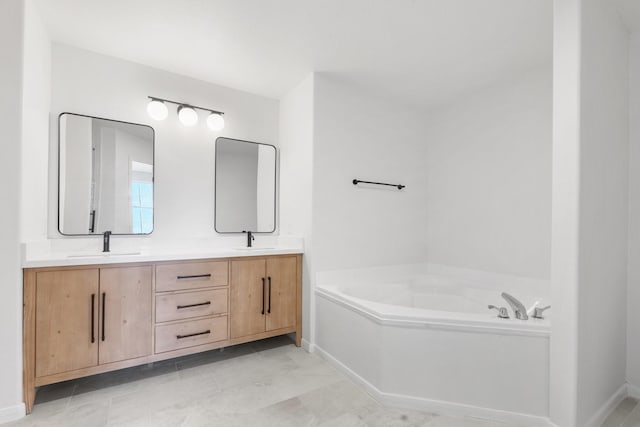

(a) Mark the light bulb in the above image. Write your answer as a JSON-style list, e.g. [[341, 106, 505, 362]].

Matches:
[[177, 105, 198, 126], [147, 99, 168, 121], [207, 113, 225, 131]]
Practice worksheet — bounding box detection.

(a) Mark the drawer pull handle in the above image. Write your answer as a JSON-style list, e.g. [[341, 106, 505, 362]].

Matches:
[[177, 301, 211, 310], [176, 330, 211, 339], [267, 276, 272, 314], [90, 293, 96, 343], [101, 292, 106, 341], [261, 277, 265, 315], [176, 274, 212, 280]]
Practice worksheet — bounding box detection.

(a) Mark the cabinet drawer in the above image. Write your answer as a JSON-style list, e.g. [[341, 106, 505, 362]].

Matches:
[[156, 261, 228, 292], [155, 316, 228, 353], [156, 289, 228, 323]]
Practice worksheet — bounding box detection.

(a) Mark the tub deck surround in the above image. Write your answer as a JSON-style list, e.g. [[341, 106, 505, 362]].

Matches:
[[22, 247, 303, 415], [314, 264, 551, 426], [316, 283, 550, 337]]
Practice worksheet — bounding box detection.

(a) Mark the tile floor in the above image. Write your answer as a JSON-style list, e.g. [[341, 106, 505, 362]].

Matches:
[[603, 397, 640, 427], [7, 336, 518, 427]]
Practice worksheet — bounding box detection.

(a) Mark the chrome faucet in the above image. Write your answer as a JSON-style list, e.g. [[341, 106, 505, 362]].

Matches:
[[501, 292, 528, 320]]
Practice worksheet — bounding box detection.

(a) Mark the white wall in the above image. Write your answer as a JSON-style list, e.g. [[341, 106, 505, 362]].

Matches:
[[279, 73, 315, 342], [424, 67, 552, 279], [550, 0, 581, 424], [576, 0, 629, 424], [21, 0, 51, 243], [551, 1, 630, 425], [312, 74, 429, 273], [48, 43, 279, 244], [0, 0, 25, 422], [628, 33, 640, 392]]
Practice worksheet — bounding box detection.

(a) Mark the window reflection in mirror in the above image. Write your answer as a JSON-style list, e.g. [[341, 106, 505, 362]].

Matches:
[[58, 113, 154, 235], [215, 137, 276, 233]]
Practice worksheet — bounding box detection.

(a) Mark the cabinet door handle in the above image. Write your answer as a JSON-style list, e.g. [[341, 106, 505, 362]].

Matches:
[[101, 292, 106, 342], [90, 293, 96, 343], [267, 277, 272, 314], [176, 330, 211, 339], [261, 277, 265, 315], [176, 274, 211, 280], [177, 301, 211, 310]]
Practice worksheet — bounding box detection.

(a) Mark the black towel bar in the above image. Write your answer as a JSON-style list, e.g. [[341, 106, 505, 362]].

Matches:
[[352, 179, 405, 190]]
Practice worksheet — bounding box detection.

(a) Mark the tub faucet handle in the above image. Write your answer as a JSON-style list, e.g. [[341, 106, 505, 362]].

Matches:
[[488, 305, 509, 319], [533, 305, 551, 319]]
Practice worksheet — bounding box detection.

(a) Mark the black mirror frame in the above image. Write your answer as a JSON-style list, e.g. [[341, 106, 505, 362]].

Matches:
[[57, 112, 156, 236], [214, 136, 277, 234]]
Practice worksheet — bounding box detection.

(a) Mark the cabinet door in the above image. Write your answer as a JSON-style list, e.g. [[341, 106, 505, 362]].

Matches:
[[35, 269, 99, 377], [265, 257, 297, 331], [98, 266, 152, 364], [230, 259, 266, 338]]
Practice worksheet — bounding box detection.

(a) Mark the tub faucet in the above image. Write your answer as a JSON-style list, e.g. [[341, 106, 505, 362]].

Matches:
[[501, 292, 528, 320]]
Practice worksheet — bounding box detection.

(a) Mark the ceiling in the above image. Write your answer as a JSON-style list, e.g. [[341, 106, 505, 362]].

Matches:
[[35, 0, 553, 109]]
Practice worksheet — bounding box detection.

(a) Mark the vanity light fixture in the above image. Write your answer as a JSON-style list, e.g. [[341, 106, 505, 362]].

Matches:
[[146, 96, 225, 131], [207, 112, 225, 131], [146, 98, 169, 121], [177, 105, 198, 126]]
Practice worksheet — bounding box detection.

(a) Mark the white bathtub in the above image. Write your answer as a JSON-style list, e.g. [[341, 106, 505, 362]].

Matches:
[[313, 264, 551, 426]]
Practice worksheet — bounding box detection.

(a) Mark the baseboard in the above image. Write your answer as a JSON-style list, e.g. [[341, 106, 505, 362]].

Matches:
[[584, 383, 628, 427], [313, 344, 552, 427], [301, 338, 315, 353], [628, 382, 640, 400], [0, 403, 25, 424]]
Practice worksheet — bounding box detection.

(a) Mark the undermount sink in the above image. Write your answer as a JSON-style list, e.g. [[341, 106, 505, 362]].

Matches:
[[66, 251, 142, 258], [232, 247, 275, 251]]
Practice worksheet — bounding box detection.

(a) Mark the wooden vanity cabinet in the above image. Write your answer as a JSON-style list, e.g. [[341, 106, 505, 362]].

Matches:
[[32, 266, 152, 378], [98, 266, 153, 364], [230, 256, 298, 340], [34, 269, 99, 377], [153, 260, 229, 354], [23, 253, 301, 415]]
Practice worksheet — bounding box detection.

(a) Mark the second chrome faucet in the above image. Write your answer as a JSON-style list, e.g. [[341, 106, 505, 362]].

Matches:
[[501, 292, 528, 320]]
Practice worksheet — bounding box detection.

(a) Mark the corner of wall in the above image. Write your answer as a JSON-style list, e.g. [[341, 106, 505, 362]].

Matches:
[[0, 0, 26, 414], [278, 72, 315, 345], [0, 403, 26, 424], [627, 31, 640, 393]]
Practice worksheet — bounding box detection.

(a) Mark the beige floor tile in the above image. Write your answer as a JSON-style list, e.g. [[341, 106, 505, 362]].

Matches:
[[318, 412, 367, 427], [297, 379, 378, 424], [241, 397, 317, 427], [604, 398, 640, 427], [361, 405, 434, 427], [13, 336, 529, 427], [622, 400, 640, 427], [425, 414, 517, 427]]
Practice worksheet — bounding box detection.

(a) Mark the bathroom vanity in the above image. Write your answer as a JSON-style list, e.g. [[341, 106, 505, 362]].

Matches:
[[20, 111, 297, 414], [22, 251, 302, 414]]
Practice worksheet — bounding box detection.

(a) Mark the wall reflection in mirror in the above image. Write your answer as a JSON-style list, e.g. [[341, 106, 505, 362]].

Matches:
[[215, 137, 276, 233], [58, 113, 154, 235]]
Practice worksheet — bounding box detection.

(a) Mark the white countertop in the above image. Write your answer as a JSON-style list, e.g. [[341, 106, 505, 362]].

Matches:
[[22, 246, 303, 268]]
